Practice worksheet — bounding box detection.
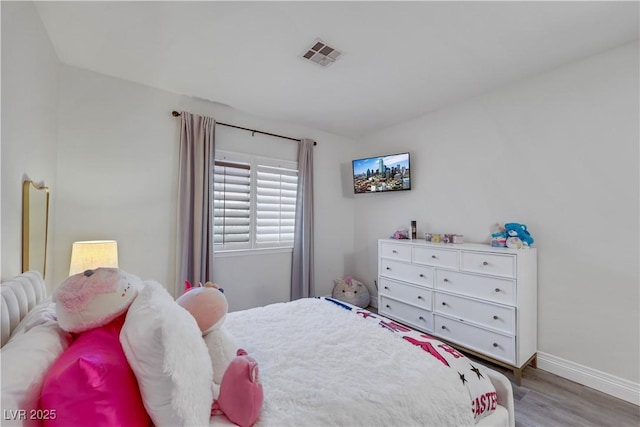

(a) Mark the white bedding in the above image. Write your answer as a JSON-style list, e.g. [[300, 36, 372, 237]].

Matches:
[[216, 298, 474, 427]]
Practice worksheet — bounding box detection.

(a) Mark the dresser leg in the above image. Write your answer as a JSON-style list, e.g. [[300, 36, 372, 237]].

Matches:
[[513, 353, 537, 385], [513, 367, 522, 386]]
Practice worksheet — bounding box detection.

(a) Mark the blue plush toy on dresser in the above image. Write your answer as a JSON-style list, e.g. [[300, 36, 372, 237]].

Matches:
[[504, 223, 534, 247]]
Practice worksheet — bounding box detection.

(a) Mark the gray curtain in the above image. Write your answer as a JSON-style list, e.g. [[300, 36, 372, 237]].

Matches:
[[175, 111, 215, 296], [291, 139, 315, 300]]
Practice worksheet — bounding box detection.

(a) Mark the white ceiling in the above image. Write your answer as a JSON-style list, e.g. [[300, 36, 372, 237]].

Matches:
[[34, 1, 639, 138]]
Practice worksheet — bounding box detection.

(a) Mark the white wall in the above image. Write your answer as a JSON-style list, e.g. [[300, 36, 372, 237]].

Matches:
[[54, 65, 356, 311], [1, 1, 59, 289], [354, 42, 639, 386]]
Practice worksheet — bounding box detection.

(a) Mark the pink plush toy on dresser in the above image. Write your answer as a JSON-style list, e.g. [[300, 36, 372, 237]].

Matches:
[[177, 281, 263, 427]]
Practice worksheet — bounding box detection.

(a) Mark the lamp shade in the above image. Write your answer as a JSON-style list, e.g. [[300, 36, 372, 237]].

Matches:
[[69, 240, 119, 276]]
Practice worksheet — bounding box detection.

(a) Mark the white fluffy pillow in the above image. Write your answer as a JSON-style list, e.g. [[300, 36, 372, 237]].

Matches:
[[120, 280, 213, 427], [1, 307, 72, 427]]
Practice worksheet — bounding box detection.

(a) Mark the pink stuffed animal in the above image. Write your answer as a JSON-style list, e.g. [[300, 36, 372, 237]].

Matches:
[[54, 268, 140, 333], [46, 268, 149, 426], [212, 349, 263, 427], [176, 282, 239, 395], [177, 282, 263, 426]]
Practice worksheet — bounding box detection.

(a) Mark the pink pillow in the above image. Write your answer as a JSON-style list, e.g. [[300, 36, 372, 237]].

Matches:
[[40, 315, 149, 427], [213, 349, 263, 427]]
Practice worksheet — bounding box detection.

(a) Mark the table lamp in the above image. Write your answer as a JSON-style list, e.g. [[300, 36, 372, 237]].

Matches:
[[69, 240, 119, 276]]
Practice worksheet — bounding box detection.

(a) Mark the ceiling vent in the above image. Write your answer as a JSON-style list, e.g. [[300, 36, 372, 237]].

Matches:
[[300, 39, 342, 67]]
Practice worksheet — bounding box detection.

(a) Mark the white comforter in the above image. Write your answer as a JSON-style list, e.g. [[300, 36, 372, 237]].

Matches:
[[216, 298, 473, 427]]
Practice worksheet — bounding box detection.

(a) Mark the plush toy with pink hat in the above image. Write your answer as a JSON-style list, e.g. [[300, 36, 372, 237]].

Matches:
[[177, 281, 263, 427]]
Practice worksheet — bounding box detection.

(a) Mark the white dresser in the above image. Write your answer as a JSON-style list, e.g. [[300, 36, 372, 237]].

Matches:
[[378, 238, 537, 384]]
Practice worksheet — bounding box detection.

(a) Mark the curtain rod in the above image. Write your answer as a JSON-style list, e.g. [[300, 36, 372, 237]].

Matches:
[[172, 110, 315, 145]]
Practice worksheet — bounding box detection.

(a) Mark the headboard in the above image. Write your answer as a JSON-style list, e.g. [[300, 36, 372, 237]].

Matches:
[[1, 270, 46, 347]]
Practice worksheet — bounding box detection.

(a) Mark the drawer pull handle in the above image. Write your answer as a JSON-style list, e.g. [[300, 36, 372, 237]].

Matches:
[[386, 304, 391, 309], [386, 267, 391, 271], [384, 286, 390, 290], [441, 325, 447, 330], [419, 316, 425, 321], [419, 274, 425, 278], [443, 278, 449, 283], [441, 302, 447, 306], [392, 250, 398, 254], [417, 296, 423, 300], [492, 343, 498, 348], [483, 261, 489, 266], [493, 315, 499, 320], [431, 255, 437, 259], [495, 288, 500, 292]]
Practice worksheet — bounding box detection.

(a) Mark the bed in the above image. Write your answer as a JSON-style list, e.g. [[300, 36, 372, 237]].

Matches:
[[1, 271, 514, 427]]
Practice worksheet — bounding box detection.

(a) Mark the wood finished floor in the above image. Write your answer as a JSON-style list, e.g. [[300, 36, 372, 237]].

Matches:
[[364, 306, 639, 426], [484, 361, 639, 427]]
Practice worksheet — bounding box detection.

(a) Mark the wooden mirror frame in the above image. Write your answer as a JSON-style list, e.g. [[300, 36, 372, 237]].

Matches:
[[22, 180, 50, 278]]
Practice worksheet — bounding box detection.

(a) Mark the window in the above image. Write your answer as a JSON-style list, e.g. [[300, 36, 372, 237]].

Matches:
[[213, 160, 251, 246], [255, 164, 297, 247], [213, 151, 298, 251]]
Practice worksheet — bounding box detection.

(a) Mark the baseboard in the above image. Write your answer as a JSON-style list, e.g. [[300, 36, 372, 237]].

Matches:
[[537, 351, 639, 406]]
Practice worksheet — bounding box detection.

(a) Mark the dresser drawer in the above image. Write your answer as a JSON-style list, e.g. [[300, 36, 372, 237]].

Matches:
[[413, 246, 458, 269], [380, 296, 433, 332], [433, 291, 515, 334], [434, 315, 515, 364], [435, 270, 515, 305], [460, 251, 515, 278], [379, 278, 432, 310], [379, 242, 411, 262], [380, 259, 433, 287]]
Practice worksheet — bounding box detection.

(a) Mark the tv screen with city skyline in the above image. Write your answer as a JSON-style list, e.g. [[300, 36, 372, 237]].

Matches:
[[352, 152, 411, 194]]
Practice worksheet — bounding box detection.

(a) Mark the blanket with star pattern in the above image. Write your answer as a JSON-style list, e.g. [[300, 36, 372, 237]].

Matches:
[[322, 297, 498, 422]]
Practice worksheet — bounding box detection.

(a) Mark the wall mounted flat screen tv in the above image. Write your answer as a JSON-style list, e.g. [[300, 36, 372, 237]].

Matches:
[[352, 152, 411, 194]]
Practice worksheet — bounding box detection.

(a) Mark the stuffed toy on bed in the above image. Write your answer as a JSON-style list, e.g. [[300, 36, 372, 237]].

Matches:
[[42, 268, 149, 426], [53, 268, 141, 333], [177, 281, 263, 427], [212, 348, 263, 427], [177, 281, 239, 393]]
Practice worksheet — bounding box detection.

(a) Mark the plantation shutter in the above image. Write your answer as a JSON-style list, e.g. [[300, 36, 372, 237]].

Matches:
[[256, 164, 298, 247], [213, 160, 251, 247]]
